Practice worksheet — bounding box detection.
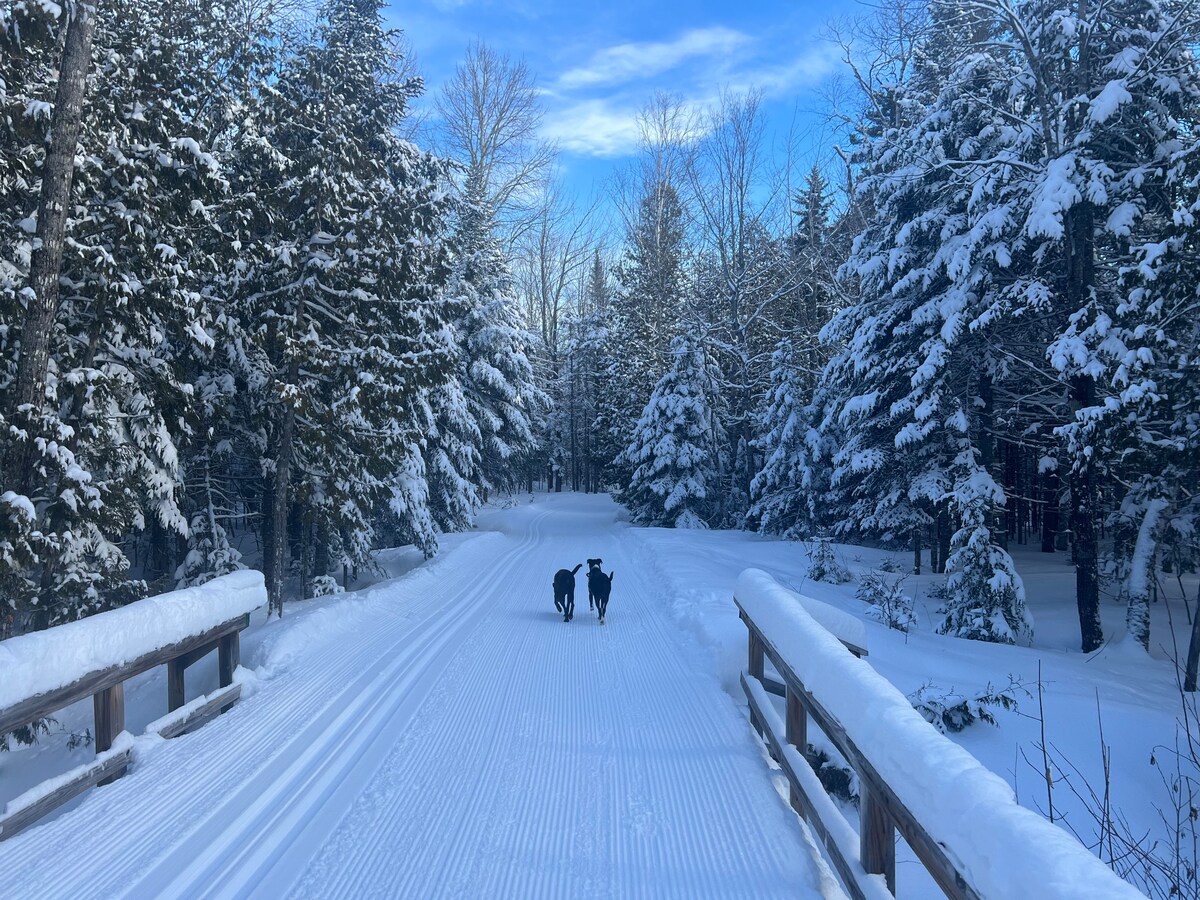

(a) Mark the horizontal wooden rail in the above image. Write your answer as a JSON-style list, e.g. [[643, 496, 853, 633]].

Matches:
[[742, 672, 892, 900], [0, 573, 263, 841], [149, 683, 242, 740], [0, 615, 247, 738], [0, 747, 133, 843], [741, 605, 976, 898], [735, 568, 1142, 900]]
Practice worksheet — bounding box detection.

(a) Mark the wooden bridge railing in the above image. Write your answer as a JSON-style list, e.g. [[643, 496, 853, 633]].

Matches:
[[0, 571, 265, 842], [735, 568, 1142, 900]]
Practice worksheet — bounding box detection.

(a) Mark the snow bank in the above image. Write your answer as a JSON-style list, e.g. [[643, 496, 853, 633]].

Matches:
[[0, 571, 266, 711], [735, 568, 1142, 900]]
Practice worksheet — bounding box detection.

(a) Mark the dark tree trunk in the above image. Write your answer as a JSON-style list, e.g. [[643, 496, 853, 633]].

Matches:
[[1068, 379, 1104, 653], [1185, 582, 1200, 692], [935, 505, 951, 574], [299, 507, 311, 599], [1041, 468, 1060, 552], [267, 357, 299, 617], [912, 526, 921, 576], [10, 4, 96, 421], [313, 519, 330, 586]]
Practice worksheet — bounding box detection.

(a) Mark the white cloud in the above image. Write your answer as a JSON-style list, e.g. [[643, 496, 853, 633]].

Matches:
[[540, 99, 644, 157], [558, 27, 750, 90], [728, 45, 842, 96]]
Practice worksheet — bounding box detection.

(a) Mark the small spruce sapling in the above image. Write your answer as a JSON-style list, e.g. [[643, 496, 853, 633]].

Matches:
[[908, 677, 1027, 734], [857, 570, 916, 633], [807, 538, 851, 584]]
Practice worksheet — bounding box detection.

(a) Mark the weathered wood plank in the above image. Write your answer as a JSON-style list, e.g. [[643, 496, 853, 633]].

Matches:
[[0, 747, 132, 843], [747, 627, 765, 738], [218, 632, 238, 688], [742, 673, 891, 900], [786, 688, 808, 819], [150, 683, 242, 740], [860, 785, 896, 893], [0, 613, 249, 736], [762, 675, 787, 698], [738, 597, 981, 900], [167, 658, 186, 713], [174, 639, 218, 672], [93, 684, 124, 754]]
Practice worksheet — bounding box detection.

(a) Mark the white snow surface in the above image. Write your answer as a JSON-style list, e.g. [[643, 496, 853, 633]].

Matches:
[[789, 590, 867, 653], [735, 568, 1143, 900], [0, 571, 265, 711], [1, 497, 833, 899]]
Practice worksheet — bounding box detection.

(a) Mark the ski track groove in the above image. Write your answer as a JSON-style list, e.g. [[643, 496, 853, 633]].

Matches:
[[3, 498, 826, 899]]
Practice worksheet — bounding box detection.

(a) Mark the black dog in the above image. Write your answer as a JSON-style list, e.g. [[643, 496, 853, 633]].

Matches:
[[553, 564, 582, 622], [588, 567, 614, 624], [586, 558, 604, 609]]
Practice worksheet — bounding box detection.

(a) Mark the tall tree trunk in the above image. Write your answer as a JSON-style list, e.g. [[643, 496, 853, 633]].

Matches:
[[314, 519, 330, 586], [1069, 377, 1104, 653], [1041, 468, 1060, 552], [1185, 582, 1200, 692], [936, 505, 951, 575], [9, 3, 97, 463], [267, 356, 299, 617]]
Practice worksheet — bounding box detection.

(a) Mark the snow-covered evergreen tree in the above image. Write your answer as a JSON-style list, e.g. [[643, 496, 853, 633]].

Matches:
[[602, 179, 689, 485], [1, 0, 263, 624], [618, 335, 719, 528], [451, 165, 546, 497], [749, 339, 822, 538], [230, 0, 457, 610]]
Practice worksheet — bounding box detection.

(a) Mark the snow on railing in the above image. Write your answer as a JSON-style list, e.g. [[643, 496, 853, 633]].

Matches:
[[735, 568, 1141, 900], [0, 571, 266, 842]]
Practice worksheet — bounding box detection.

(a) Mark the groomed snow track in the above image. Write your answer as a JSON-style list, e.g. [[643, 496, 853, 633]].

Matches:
[[2, 495, 832, 899]]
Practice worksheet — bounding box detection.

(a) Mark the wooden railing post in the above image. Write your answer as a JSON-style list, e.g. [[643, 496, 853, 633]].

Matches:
[[218, 631, 239, 688], [860, 785, 896, 894], [93, 684, 124, 753], [167, 659, 186, 712], [747, 626, 765, 737], [93, 683, 126, 785], [785, 688, 807, 818]]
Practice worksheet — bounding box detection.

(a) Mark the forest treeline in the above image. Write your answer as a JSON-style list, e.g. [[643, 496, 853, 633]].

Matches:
[[0, 0, 545, 626], [553, 0, 1200, 675], [2, 0, 1199, 682]]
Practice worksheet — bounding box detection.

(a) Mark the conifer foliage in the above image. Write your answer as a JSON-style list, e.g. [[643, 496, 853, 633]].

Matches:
[[618, 335, 719, 529], [0, 0, 522, 632]]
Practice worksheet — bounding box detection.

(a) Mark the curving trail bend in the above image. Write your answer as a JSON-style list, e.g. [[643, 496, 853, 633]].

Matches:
[[2, 495, 832, 900]]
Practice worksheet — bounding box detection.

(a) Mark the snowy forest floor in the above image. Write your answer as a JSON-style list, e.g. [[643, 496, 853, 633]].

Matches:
[[2, 493, 1194, 897]]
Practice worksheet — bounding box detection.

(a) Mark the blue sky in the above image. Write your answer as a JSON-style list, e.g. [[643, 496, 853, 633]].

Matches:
[[385, 0, 857, 201]]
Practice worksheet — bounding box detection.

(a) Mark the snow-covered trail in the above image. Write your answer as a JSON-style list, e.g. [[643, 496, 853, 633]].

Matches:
[[3, 495, 831, 899]]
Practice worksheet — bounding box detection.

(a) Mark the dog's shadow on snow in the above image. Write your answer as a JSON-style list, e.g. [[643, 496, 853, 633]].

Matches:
[[512, 608, 587, 624]]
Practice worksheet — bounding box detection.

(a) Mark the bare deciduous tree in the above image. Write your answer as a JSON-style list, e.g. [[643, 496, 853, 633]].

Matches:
[[514, 180, 598, 356], [436, 40, 555, 229]]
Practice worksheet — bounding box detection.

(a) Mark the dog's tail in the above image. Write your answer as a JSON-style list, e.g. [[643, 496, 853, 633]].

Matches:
[[570, 563, 583, 575], [609, 570, 615, 582]]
